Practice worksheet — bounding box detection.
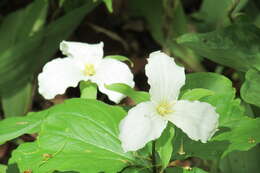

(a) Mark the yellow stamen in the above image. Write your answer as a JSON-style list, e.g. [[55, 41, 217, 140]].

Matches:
[[156, 101, 173, 116], [84, 64, 95, 76]]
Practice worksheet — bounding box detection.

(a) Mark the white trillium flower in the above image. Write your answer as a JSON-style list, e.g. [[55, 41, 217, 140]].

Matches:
[[38, 41, 134, 103], [119, 51, 219, 152]]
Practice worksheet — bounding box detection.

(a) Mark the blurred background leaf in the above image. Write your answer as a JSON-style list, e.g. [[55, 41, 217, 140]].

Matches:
[[0, 0, 99, 118]]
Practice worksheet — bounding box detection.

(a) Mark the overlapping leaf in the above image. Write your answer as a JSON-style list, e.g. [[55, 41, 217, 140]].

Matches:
[[177, 24, 260, 72]]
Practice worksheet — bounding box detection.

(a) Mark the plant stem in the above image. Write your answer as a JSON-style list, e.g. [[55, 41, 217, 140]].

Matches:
[[79, 81, 97, 99], [152, 141, 157, 173]]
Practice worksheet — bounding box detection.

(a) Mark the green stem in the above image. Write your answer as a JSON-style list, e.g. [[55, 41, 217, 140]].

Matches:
[[79, 81, 97, 99], [152, 141, 157, 173]]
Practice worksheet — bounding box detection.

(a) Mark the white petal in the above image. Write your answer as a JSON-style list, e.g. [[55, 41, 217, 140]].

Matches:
[[94, 58, 134, 103], [119, 102, 167, 152], [38, 58, 83, 99], [167, 100, 219, 143], [60, 41, 104, 61], [145, 51, 185, 102]]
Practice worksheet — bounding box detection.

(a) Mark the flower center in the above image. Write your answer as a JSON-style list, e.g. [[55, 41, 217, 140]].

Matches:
[[84, 64, 95, 76], [156, 101, 173, 116]]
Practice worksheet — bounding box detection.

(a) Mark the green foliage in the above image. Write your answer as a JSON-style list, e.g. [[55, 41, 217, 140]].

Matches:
[[128, 0, 204, 71], [0, 164, 7, 173], [156, 126, 175, 170], [173, 72, 260, 160], [0, 110, 48, 145], [182, 72, 244, 127], [122, 167, 150, 173], [177, 24, 260, 72], [220, 145, 260, 173], [181, 88, 215, 101], [193, 0, 248, 30], [9, 99, 149, 172], [103, 0, 113, 12], [214, 117, 260, 156], [2, 82, 32, 117], [1, 0, 260, 172], [241, 68, 260, 107], [0, 0, 98, 98], [106, 83, 150, 104], [105, 55, 134, 67]]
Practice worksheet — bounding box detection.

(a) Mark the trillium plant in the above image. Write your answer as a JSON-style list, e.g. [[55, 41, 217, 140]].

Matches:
[[38, 41, 134, 103], [119, 51, 219, 152], [2, 0, 260, 172], [2, 40, 260, 173]]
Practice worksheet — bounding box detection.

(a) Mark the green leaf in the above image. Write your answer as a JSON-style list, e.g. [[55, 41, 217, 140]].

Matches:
[[241, 68, 260, 107], [156, 125, 175, 170], [106, 83, 150, 104], [0, 110, 48, 145], [181, 88, 215, 101], [79, 81, 97, 99], [2, 82, 32, 117], [122, 167, 150, 173], [193, 0, 248, 30], [177, 24, 260, 72], [213, 117, 260, 156], [220, 145, 260, 173], [105, 55, 134, 67], [10, 99, 148, 172], [181, 72, 244, 127], [103, 0, 113, 12], [0, 1, 99, 97], [174, 72, 254, 160], [0, 0, 48, 52]]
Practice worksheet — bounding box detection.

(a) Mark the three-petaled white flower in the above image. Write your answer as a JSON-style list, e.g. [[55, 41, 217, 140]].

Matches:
[[38, 41, 134, 103], [119, 51, 219, 152]]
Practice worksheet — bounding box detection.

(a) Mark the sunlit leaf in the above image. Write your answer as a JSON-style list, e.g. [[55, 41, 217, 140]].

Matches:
[[10, 99, 149, 172]]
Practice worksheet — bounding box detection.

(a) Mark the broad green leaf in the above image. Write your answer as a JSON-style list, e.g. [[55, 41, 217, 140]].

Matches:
[[103, 0, 113, 12], [0, 1, 99, 97], [10, 99, 148, 172], [79, 81, 97, 99], [213, 117, 260, 156], [2, 82, 32, 117], [220, 145, 260, 173], [0, 110, 48, 145], [106, 83, 150, 104], [181, 88, 214, 101], [177, 24, 260, 72], [241, 68, 260, 107], [105, 55, 134, 67], [166, 167, 208, 173], [156, 125, 175, 169]]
